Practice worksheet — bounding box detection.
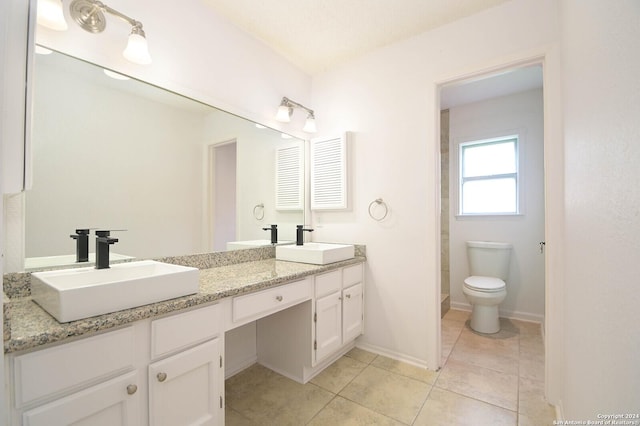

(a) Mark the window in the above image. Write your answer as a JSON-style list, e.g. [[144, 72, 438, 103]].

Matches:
[[459, 136, 519, 215]]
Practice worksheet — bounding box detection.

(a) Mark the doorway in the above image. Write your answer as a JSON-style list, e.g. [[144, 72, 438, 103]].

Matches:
[[208, 140, 237, 251], [438, 61, 546, 356]]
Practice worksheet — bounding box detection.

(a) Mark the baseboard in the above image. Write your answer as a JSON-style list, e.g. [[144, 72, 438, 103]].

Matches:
[[225, 355, 257, 379], [555, 399, 564, 421], [449, 301, 544, 324], [355, 341, 434, 370], [449, 302, 470, 312]]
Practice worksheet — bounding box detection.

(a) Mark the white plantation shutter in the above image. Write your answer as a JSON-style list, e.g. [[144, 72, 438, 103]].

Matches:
[[311, 133, 349, 210], [275, 144, 304, 210]]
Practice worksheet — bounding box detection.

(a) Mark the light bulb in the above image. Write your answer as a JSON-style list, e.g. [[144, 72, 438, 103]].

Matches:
[[37, 0, 68, 31], [303, 115, 317, 133], [276, 105, 292, 122], [123, 27, 152, 65]]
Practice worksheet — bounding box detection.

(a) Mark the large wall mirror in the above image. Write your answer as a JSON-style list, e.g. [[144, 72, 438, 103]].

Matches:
[[22, 48, 304, 270]]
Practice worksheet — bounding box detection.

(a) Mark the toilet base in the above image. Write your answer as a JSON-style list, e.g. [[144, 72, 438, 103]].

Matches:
[[470, 304, 500, 334]]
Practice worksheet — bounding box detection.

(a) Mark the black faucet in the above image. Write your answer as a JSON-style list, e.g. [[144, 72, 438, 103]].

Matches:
[[296, 225, 314, 246], [70, 229, 91, 263], [95, 230, 119, 269], [262, 224, 278, 244]]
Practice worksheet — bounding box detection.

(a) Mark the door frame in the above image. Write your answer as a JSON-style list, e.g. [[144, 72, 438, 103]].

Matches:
[[432, 45, 564, 405]]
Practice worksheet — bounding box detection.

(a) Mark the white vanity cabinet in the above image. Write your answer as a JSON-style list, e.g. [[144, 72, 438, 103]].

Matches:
[[21, 371, 140, 426], [7, 303, 223, 426], [148, 304, 223, 426], [10, 326, 139, 425], [148, 339, 221, 426], [256, 262, 364, 383], [314, 264, 364, 364]]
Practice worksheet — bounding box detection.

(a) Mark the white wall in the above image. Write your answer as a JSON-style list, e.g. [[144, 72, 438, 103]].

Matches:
[[449, 89, 545, 322], [559, 0, 640, 419], [310, 0, 560, 369]]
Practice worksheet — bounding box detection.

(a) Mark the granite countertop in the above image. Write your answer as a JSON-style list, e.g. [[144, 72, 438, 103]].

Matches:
[[4, 256, 365, 354]]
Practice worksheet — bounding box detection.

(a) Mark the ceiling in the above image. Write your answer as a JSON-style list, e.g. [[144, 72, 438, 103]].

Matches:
[[201, 0, 542, 108], [440, 64, 543, 109], [202, 0, 511, 75]]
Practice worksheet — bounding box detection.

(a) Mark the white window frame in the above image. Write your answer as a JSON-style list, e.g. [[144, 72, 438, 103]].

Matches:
[[457, 135, 521, 216]]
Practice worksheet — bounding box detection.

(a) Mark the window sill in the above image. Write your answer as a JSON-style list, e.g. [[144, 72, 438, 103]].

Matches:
[[455, 213, 524, 220]]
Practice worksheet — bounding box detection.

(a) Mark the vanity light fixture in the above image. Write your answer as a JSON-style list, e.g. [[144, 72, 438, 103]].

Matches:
[[276, 97, 317, 133], [36, 0, 152, 65], [67, 0, 152, 65]]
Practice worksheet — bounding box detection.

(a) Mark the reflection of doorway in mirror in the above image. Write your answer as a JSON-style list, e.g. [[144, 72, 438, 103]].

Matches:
[[209, 141, 237, 251]]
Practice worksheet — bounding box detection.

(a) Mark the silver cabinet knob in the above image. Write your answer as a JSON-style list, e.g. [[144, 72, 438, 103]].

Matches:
[[345, 294, 351, 299], [275, 295, 283, 302], [126, 384, 137, 395], [157, 372, 167, 382]]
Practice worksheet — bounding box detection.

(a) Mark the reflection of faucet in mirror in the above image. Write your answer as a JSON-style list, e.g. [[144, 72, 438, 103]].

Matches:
[[95, 230, 120, 269], [70, 228, 91, 263], [262, 224, 278, 244], [296, 225, 314, 246]]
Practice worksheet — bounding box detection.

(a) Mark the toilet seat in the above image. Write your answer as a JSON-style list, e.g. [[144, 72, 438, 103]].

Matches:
[[464, 276, 505, 293]]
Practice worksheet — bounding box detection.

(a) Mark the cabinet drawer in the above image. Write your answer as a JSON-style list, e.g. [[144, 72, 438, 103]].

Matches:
[[151, 304, 221, 360], [13, 326, 135, 407], [343, 263, 363, 287], [233, 278, 312, 323], [315, 270, 341, 297]]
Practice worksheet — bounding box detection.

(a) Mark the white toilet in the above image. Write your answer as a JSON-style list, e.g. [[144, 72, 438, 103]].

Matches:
[[463, 241, 512, 334]]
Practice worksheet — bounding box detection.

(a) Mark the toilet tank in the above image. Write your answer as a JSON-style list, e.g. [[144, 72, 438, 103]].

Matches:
[[466, 241, 512, 281]]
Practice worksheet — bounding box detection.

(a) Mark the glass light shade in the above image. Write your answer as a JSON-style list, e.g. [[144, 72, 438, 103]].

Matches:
[[123, 33, 152, 65], [303, 116, 317, 133], [37, 0, 68, 31], [276, 105, 291, 122]]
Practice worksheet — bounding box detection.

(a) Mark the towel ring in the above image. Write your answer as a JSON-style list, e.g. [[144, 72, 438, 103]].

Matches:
[[253, 203, 265, 220], [368, 198, 388, 221]]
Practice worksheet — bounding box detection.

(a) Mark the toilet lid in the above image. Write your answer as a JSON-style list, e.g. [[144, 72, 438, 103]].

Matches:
[[464, 276, 506, 292]]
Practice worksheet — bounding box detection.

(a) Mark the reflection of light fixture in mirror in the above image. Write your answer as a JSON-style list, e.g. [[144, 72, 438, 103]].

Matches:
[[68, 0, 152, 65], [275, 97, 317, 133], [37, 0, 69, 31], [35, 45, 54, 55], [103, 69, 130, 80]]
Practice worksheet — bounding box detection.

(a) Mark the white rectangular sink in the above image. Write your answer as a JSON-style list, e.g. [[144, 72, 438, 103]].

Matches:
[[226, 240, 294, 250], [31, 260, 199, 323], [276, 243, 355, 265]]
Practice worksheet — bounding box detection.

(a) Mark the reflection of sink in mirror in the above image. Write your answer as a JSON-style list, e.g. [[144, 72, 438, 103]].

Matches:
[[276, 243, 355, 265], [226, 240, 295, 250], [24, 253, 135, 272], [31, 260, 199, 323]]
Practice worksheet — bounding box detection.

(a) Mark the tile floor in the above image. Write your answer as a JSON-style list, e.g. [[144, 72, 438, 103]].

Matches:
[[225, 309, 556, 425]]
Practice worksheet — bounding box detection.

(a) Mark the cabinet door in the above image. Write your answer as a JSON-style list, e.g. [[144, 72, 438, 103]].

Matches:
[[22, 371, 140, 426], [148, 338, 221, 426], [342, 283, 363, 343], [315, 291, 342, 362]]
